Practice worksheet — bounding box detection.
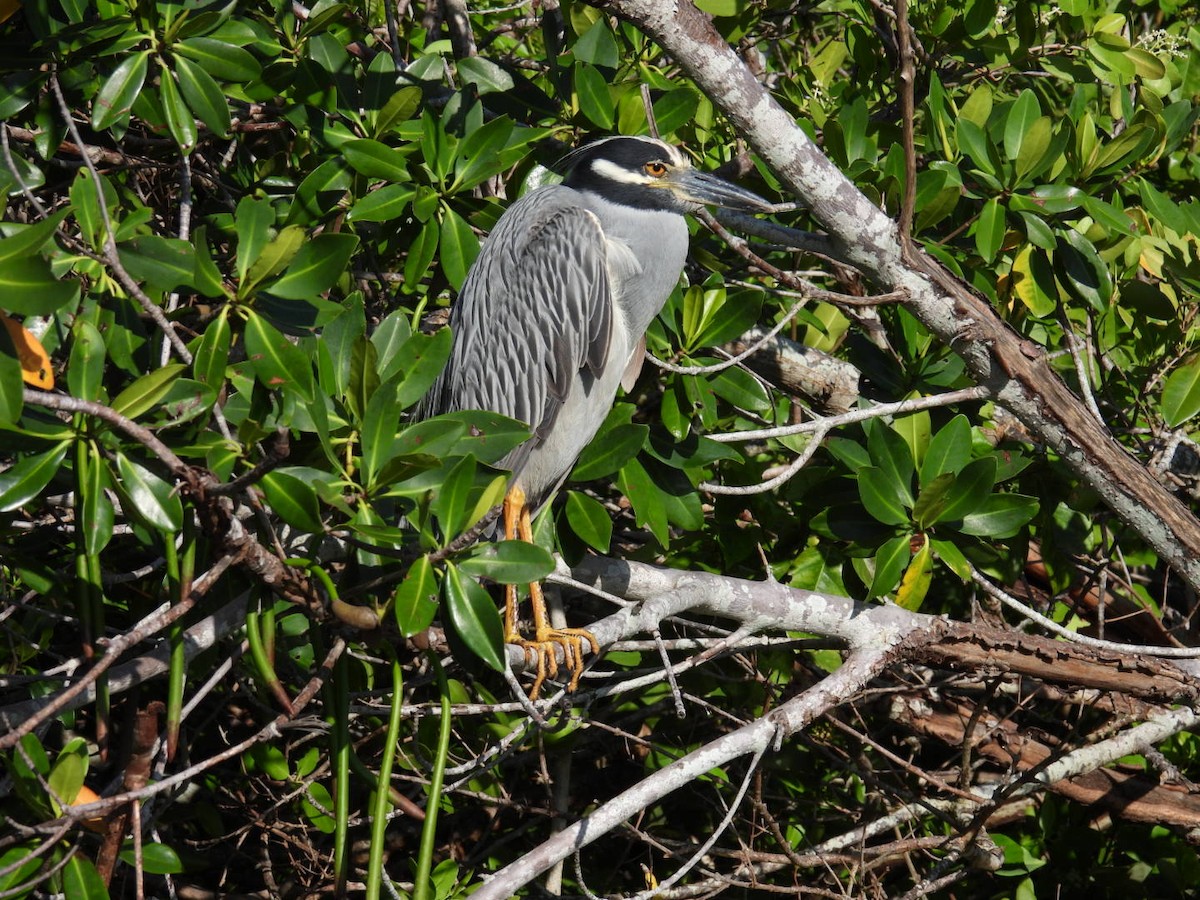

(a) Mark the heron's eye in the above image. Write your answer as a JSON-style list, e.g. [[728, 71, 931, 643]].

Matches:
[[644, 161, 669, 177]]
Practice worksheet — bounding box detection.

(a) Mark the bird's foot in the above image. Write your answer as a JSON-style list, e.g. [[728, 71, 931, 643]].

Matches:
[[509, 627, 600, 700]]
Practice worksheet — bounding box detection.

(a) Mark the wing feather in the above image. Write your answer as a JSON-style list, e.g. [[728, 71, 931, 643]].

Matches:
[[422, 186, 614, 476]]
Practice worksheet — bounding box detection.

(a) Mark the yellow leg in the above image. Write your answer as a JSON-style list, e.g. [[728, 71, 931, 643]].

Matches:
[[502, 485, 600, 699]]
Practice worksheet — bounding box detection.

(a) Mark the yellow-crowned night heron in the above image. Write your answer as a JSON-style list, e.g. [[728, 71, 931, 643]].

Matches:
[[422, 136, 771, 697]]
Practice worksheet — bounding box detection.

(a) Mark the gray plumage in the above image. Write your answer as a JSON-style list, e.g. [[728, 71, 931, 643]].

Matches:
[[421, 136, 771, 512]]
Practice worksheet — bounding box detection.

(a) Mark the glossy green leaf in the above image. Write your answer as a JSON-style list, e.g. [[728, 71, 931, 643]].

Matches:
[[1011, 244, 1057, 316], [48, 737, 88, 810], [394, 555, 439, 637], [865, 422, 915, 507], [920, 415, 972, 486], [194, 308, 231, 388], [115, 453, 183, 532], [68, 319, 106, 402], [0, 442, 69, 511], [975, 197, 1005, 262], [563, 489, 613, 553], [119, 235, 196, 290], [1162, 360, 1200, 427], [343, 139, 411, 181], [443, 562, 505, 672], [0, 207, 71, 265], [934, 456, 997, 525], [931, 538, 971, 581], [119, 842, 184, 875], [617, 457, 669, 546], [243, 310, 315, 401], [174, 53, 231, 136], [158, 66, 197, 151], [1054, 229, 1112, 312], [439, 207, 479, 291], [110, 364, 186, 419], [300, 781, 336, 834], [858, 465, 910, 527], [457, 56, 515, 95], [869, 533, 910, 599], [460, 540, 554, 584], [381, 327, 452, 410], [92, 50, 149, 130], [242, 224, 306, 296], [1003, 90, 1040, 162], [373, 85, 422, 137], [433, 453, 478, 542], [958, 493, 1039, 538], [267, 233, 358, 300], [235, 195, 274, 281], [260, 470, 324, 533], [286, 159, 353, 227], [576, 62, 613, 130], [62, 854, 109, 900], [348, 183, 415, 222], [78, 443, 114, 556], [573, 19, 619, 68], [175, 36, 261, 81], [572, 423, 648, 481], [0, 256, 79, 315]]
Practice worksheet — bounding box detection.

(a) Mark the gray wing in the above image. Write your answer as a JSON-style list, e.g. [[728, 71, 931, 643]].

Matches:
[[422, 186, 614, 472]]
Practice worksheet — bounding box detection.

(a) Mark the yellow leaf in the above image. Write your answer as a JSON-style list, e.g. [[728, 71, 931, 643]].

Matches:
[[895, 533, 933, 612], [1, 313, 54, 388]]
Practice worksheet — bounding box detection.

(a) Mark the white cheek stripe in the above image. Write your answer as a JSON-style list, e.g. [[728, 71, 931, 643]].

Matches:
[[590, 158, 654, 184]]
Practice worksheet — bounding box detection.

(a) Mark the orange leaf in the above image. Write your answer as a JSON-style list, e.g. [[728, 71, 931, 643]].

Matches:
[[1, 314, 54, 389]]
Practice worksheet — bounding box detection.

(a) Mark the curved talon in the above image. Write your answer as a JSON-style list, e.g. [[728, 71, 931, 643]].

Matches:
[[511, 627, 599, 699]]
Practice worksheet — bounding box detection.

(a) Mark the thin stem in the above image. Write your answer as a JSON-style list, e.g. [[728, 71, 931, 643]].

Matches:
[[366, 655, 405, 900]]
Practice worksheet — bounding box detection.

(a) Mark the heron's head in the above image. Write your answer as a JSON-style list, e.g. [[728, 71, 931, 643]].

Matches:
[[560, 136, 772, 214]]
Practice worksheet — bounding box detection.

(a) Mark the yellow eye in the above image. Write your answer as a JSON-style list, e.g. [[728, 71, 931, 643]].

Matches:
[[644, 161, 669, 177]]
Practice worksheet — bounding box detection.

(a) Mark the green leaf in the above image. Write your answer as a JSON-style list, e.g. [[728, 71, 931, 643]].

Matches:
[[974, 197, 1005, 262], [158, 66, 197, 151], [934, 456, 997, 525], [1162, 360, 1200, 427], [865, 422, 915, 507], [267, 233, 358, 300], [242, 224, 306, 295], [0, 442, 70, 512], [193, 308, 231, 388], [62, 854, 109, 900], [343, 138, 412, 181], [457, 56, 515, 95], [110, 363, 186, 419], [260, 470, 324, 534], [931, 538, 971, 581], [0, 256, 79, 315], [869, 534, 911, 599], [92, 50, 149, 130], [443, 562, 505, 672], [1054, 229, 1112, 312], [243, 310, 315, 401], [119, 235, 196, 290], [394, 555, 439, 637], [373, 85, 422, 138], [174, 36, 261, 81], [174, 53, 231, 136], [576, 63, 613, 130], [115, 453, 183, 532], [119, 842, 184, 875], [618, 457, 669, 546], [959, 493, 1038, 538], [433, 453, 478, 542], [78, 442, 114, 556], [48, 738, 89, 810], [68, 319, 106, 402], [858, 466, 910, 527], [1003, 90, 1040, 162], [563, 489, 613, 553], [573, 19, 619, 68], [382, 327, 453, 410], [912, 471, 954, 530], [439, 207, 479, 291], [920, 415, 972, 486], [572, 423, 648, 481], [459, 540, 554, 584], [348, 183, 415, 223], [235, 195, 274, 281], [0, 206, 71, 265], [1011, 245, 1057, 316], [286, 159, 353, 227]]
